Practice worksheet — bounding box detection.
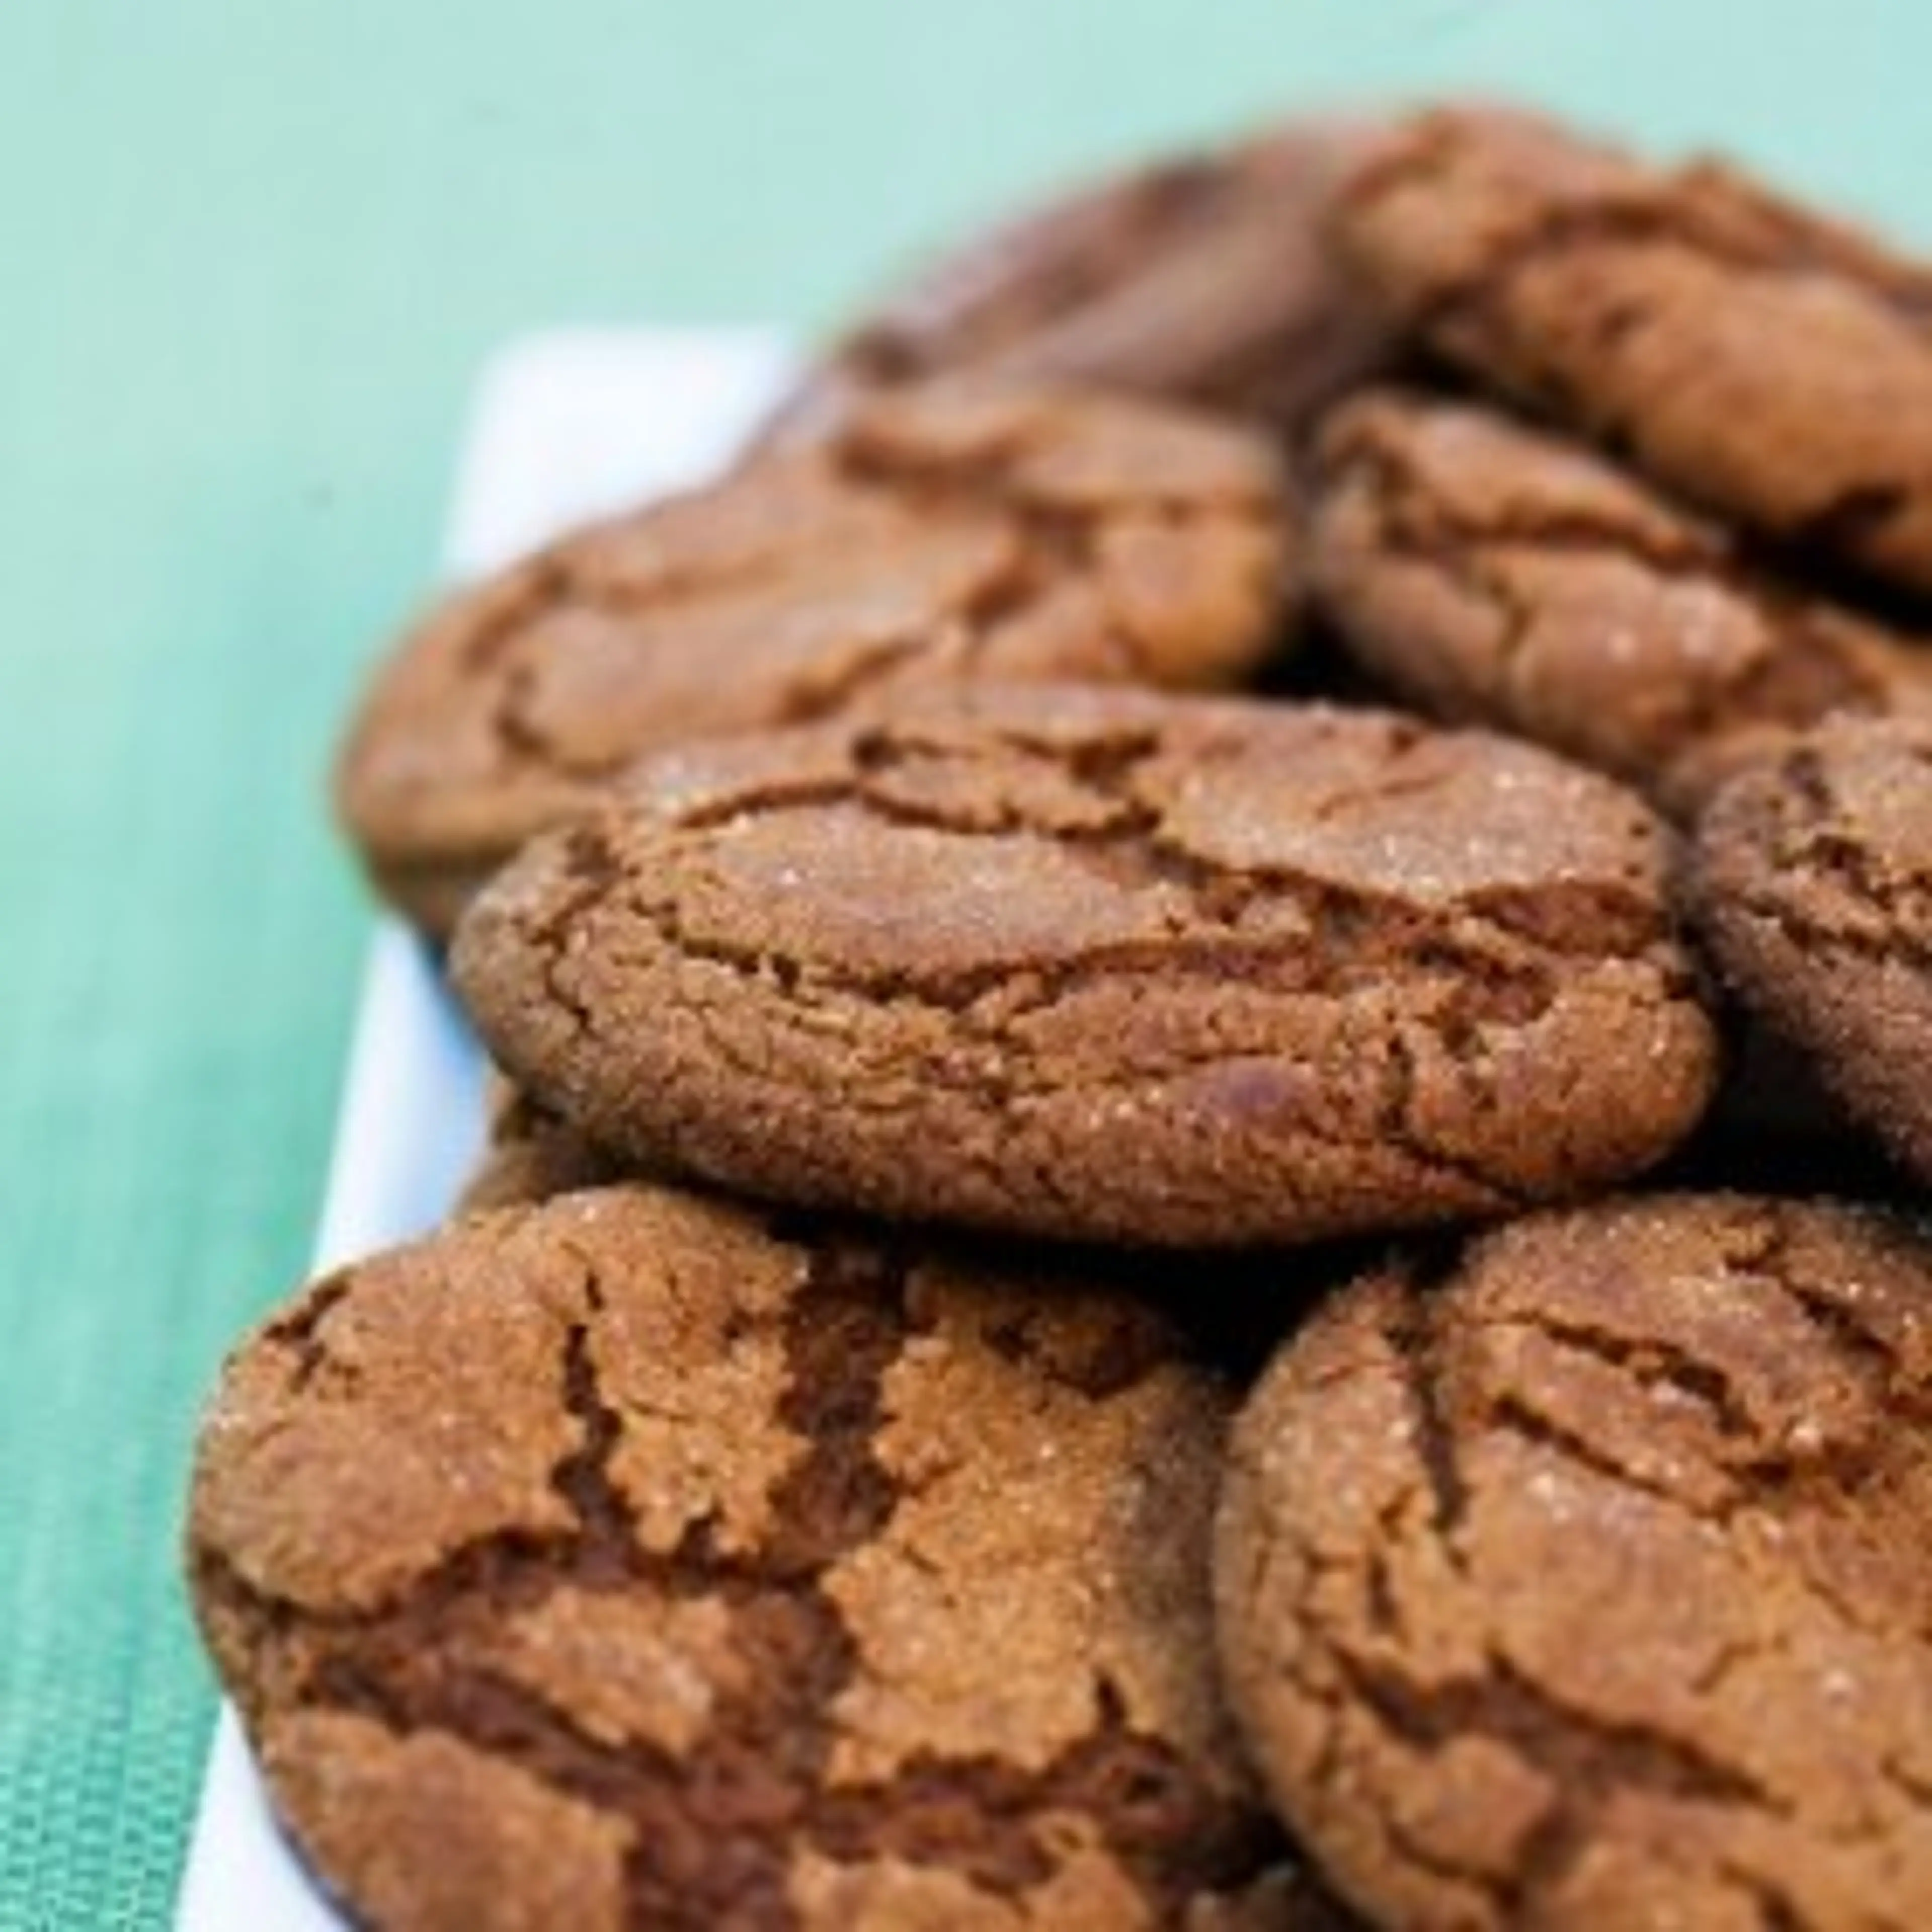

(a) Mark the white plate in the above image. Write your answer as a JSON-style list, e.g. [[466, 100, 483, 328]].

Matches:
[[176, 327, 797, 1931]]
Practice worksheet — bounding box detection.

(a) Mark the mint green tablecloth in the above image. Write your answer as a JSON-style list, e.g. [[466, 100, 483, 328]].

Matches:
[[4, 2, 1928, 1919]]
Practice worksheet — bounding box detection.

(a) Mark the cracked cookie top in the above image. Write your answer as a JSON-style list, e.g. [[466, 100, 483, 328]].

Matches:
[[1308, 390, 1932, 811], [757, 117, 1397, 450], [334, 381, 1296, 936], [186, 1183, 1342, 1931], [1334, 106, 1932, 597], [1215, 1192, 1932, 1930], [450, 685, 1717, 1248], [1692, 716, 1932, 1186]]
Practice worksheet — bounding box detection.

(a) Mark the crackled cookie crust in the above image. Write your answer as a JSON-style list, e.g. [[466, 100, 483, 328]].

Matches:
[[451, 686, 1717, 1248], [1335, 106, 1932, 597], [1693, 716, 1932, 1186], [187, 1184, 1346, 1930], [335, 382, 1296, 936], [1308, 390, 1932, 811], [1216, 1193, 1932, 1930]]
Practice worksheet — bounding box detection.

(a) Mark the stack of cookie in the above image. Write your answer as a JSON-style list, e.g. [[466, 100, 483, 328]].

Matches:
[[188, 104, 1932, 1930]]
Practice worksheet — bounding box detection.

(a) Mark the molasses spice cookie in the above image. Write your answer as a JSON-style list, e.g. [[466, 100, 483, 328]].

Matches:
[[1217, 1193, 1932, 1929], [1336, 106, 1932, 596], [335, 382, 1295, 936], [1692, 715, 1932, 1185], [1309, 390, 1932, 810], [759, 115, 1397, 448], [452, 686, 1718, 1248], [188, 1183, 1328, 1930]]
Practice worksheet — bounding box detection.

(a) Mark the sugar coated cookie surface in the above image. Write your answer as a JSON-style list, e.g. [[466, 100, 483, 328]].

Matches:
[[189, 1184, 1340, 1929], [1217, 1193, 1932, 1930]]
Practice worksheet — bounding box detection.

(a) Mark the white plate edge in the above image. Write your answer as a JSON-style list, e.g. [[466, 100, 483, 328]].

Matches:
[[175, 326, 796, 1930]]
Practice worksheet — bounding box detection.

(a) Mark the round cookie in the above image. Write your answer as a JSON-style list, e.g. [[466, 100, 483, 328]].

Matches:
[[335, 382, 1296, 935], [187, 1183, 1334, 1930], [1216, 1193, 1932, 1930], [451, 685, 1718, 1249], [1309, 390, 1932, 811], [458, 1079, 632, 1212], [1692, 715, 1932, 1186], [1335, 106, 1932, 596], [758, 117, 1398, 450]]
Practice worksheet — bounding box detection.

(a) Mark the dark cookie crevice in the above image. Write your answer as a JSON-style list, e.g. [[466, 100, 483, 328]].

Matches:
[[260, 1271, 355, 1393]]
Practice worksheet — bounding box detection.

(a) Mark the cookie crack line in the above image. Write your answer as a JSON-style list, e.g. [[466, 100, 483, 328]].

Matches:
[[1355, 173, 1932, 548], [1326, 412, 1923, 669], [1738, 1206, 1932, 1432], [468, 427, 1275, 779], [1722, 886, 1932, 980], [1790, 819, 1932, 946], [205, 1221, 1281, 1926], [1505, 1311, 1758, 1442], [825, 408, 1274, 529], [1322, 1639, 1781, 1914], [1388, 1265, 1473, 1551], [620, 877, 1585, 1032], [1374, 180, 1898, 345], [651, 732, 1678, 954], [1710, 1861, 1824, 1932], [1487, 1389, 1701, 1515], [548, 885, 1637, 1212], [1381, 1033, 1528, 1213], [486, 629, 947, 786], [1322, 408, 1716, 580], [799, 1678, 1284, 1919], [669, 710, 1174, 840], [260, 1273, 354, 1392], [561, 732, 1676, 1002]]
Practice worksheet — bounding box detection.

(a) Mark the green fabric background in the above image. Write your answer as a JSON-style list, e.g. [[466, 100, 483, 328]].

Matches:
[[2, 0, 1927, 1920]]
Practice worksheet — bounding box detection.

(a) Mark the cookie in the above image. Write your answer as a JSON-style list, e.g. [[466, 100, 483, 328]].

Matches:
[[1215, 1192, 1932, 1930], [758, 117, 1397, 450], [187, 1182, 1335, 1930], [335, 382, 1296, 935], [458, 1080, 630, 1212], [1335, 106, 1932, 596], [1691, 715, 1932, 1185], [1308, 390, 1932, 810], [450, 685, 1718, 1248]]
